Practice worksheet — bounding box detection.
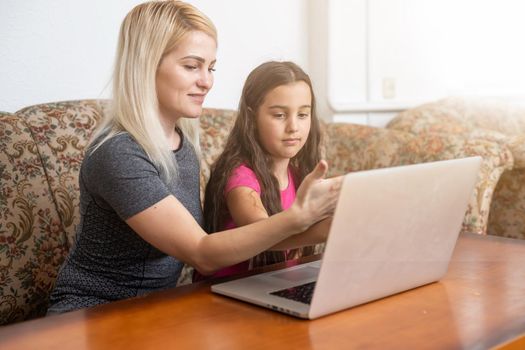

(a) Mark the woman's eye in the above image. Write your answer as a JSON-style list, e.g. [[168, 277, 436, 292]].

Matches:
[[184, 65, 198, 71], [273, 113, 285, 119], [208, 67, 216, 72], [298, 113, 310, 119]]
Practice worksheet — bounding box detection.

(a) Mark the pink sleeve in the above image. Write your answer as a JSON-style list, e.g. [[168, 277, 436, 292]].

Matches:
[[224, 165, 261, 195]]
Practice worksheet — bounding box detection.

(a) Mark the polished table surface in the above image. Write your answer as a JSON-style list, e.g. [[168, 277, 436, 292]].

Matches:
[[1, 233, 525, 349]]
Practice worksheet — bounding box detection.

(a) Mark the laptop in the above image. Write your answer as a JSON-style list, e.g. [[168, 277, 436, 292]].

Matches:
[[211, 156, 481, 319]]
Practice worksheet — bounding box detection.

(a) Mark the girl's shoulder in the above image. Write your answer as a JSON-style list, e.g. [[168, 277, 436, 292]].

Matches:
[[232, 163, 256, 176], [225, 163, 261, 194]]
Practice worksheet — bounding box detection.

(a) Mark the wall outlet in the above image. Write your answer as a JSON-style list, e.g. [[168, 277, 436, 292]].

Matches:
[[382, 78, 396, 99]]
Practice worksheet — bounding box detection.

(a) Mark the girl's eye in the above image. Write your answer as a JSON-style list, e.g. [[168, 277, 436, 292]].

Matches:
[[184, 65, 198, 71], [298, 113, 310, 119], [273, 113, 285, 119], [208, 67, 216, 72]]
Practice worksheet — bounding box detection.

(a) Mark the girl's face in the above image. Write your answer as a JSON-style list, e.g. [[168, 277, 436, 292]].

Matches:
[[256, 81, 312, 163], [156, 30, 216, 123]]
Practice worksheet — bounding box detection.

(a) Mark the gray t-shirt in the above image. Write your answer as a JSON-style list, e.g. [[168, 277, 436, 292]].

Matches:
[[47, 131, 202, 314]]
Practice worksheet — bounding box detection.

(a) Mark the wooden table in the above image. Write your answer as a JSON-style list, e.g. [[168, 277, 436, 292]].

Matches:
[[1, 233, 525, 349]]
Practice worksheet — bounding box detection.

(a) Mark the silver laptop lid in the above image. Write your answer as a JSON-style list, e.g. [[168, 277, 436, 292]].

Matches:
[[309, 157, 481, 318]]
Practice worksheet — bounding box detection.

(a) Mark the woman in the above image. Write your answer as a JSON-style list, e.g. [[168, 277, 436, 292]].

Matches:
[[47, 0, 341, 314]]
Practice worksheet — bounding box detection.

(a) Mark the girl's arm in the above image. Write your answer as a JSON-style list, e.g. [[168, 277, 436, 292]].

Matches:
[[126, 161, 341, 275], [226, 185, 333, 251]]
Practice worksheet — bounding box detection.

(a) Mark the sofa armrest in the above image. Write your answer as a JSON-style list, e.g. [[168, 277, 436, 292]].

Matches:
[[1, 112, 69, 324], [322, 122, 514, 235]]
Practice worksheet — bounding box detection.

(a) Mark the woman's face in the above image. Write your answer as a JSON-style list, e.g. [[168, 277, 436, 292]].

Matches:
[[156, 30, 217, 122]]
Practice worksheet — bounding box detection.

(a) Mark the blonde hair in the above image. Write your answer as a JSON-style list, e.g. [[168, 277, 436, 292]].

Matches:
[[91, 0, 217, 181]]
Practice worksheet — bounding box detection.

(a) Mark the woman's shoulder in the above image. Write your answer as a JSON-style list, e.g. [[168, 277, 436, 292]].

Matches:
[[83, 133, 152, 176], [92, 132, 140, 151], [87, 133, 145, 161]]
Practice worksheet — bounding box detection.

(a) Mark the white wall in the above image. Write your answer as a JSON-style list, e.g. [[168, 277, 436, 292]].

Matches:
[[324, 0, 525, 125], [0, 0, 141, 112], [367, 0, 525, 102], [0, 0, 308, 113], [3, 0, 523, 122], [190, 0, 308, 111]]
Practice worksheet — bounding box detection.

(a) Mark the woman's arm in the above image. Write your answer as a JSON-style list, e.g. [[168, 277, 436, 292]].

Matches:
[[126, 161, 341, 275]]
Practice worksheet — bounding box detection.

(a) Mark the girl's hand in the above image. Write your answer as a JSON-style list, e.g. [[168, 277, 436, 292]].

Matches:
[[291, 160, 343, 232]]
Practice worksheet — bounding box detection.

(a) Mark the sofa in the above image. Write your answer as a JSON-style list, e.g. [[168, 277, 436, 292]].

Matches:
[[0, 99, 512, 325], [387, 97, 525, 240]]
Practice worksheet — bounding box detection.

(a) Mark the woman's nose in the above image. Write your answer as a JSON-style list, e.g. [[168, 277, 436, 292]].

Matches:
[[197, 70, 213, 90]]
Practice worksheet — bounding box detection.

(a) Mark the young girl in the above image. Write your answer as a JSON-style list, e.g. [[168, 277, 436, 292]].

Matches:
[[201, 61, 328, 279]]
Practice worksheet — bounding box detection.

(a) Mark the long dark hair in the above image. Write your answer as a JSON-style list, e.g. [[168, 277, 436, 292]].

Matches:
[[203, 61, 322, 267]]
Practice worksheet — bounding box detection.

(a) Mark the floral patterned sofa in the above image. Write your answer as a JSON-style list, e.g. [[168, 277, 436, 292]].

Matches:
[[387, 97, 525, 240], [0, 99, 512, 325]]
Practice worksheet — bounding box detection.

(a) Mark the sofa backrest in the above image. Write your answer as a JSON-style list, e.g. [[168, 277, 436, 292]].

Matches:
[[197, 108, 237, 197]]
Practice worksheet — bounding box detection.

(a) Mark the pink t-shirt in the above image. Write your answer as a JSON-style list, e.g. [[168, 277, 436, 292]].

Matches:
[[222, 165, 296, 229], [212, 164, 297, 278]]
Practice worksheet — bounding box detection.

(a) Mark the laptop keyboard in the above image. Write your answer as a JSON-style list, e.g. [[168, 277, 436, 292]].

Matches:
[[270, 281, 316, 305]]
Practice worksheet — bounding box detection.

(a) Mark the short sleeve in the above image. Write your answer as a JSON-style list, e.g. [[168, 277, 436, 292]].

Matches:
[[82, 134, 171, 220], [224, 164, 261, 195]]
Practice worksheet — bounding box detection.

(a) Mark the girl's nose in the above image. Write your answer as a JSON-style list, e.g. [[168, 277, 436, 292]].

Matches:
[[287, 116, 299, 132]]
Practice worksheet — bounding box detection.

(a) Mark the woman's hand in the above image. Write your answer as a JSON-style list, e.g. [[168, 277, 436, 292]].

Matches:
[[291, 160, 343, 232]]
